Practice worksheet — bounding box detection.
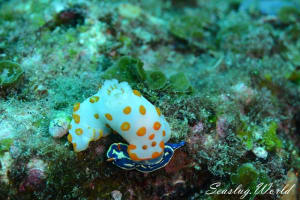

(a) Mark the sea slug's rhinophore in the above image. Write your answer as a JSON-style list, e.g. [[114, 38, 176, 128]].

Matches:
[[67, 79, 184, 172]]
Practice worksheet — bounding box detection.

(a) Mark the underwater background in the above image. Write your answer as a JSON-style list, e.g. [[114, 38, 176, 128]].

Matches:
[[0, 0, 299, 199]]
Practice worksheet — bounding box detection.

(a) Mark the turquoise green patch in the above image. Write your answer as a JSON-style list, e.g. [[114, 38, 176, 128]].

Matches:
[[119, 36, 132, 47], [102, 56, 146, 83], [146, 70, 167, 90], [169, 13, 214, 49], [169, 15, 204, 41], [0, 7, 17, 21], [169, 72, 192, 92], [231, 163, 270, 200], [261, 122, 282, 152], [102, 56, 192, 93], [278, 6, 300, 23], [0, 138, 13, 156], [236, 122, 255, 150], [288, 69, 300, 84], [0, 60, 24, 89], [231, 163, 258, 187], [216, 23, 249, 50], [284, 45, 300, 66]]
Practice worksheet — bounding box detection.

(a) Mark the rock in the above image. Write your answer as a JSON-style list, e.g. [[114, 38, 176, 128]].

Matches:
[[111, 190, 122, 200], [252, 146, 268, 159], [118, 3, 142, 19], [49, 112, 71, 138], [216, 116, 228, 138], [231, 82, 255, 105]]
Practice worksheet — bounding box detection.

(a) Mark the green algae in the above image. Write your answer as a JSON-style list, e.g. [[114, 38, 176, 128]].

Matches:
[[237, 121, 282, 151], [145, 70, 167, 90], [169, 13, 215, 49], [0, 60, 24, 89], [278, 6, 300, 24], [230, 163, 270, 200], [231, 163, 258, 187], [236, 122, 255, 150], [0, 138, 13, 156], [169, 72, 193, 93], [119, 35, 132, 47], [101, 56, 146, 83], [260, 121, 282, 152], [169, 15, 205, 42], [217, 23, 249, 48], [288, 69, 300, 84], [284, 45, 300, 66], [102, 56, 193, 93]]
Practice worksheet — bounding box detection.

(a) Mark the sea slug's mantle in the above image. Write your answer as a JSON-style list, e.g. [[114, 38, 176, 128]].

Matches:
[[67, 79, 184, 172]]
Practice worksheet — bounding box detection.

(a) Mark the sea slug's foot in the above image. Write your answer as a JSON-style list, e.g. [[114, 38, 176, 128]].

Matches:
[[106, 141, 185, 173]]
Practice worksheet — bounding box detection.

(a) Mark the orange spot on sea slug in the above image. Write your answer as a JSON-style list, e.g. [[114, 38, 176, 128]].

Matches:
[[73, 102, 80, 112], [121, 122, 130, 131], [152, 152, 162, 159], [73, 143, 77, 151], [128, 144, 137, 150], [153, 121, 161, 130], [139, 105, 146, 115], [99, 129, 103, 137], [89, 96, 100, 103], [123, 106, 131, 114], [105, 113, 113, 121], [151, 141, 157, 147], [159, 141, 165, 149], [156, 107, 161, 116], [75, 128, 83, 136], [133, 90, 141, 97], [149, 134, 155, 140], [129, 152, 140, 161], [136, 127, 146, 136], [73, 114, 80, 124], [67, 134, 72, 142]]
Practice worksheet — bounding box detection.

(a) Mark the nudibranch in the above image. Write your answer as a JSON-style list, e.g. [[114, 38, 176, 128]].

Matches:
[[67, 79, 184, 172]]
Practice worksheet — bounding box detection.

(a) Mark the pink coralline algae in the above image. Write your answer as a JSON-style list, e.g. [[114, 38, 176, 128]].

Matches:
[[231, 82, 256, 106], [216, 116, 229, 138], [191, 121, 204, 134], [19, 158, 47, 192], [187, 121, 205, 153], [19, 168, 46, 192]]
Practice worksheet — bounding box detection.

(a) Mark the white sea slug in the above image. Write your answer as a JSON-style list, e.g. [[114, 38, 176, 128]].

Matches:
[[68, 79, 171, 161]]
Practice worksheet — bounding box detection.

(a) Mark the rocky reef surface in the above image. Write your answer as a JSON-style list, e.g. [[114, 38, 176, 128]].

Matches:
[[0, 0, 299, 199]]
